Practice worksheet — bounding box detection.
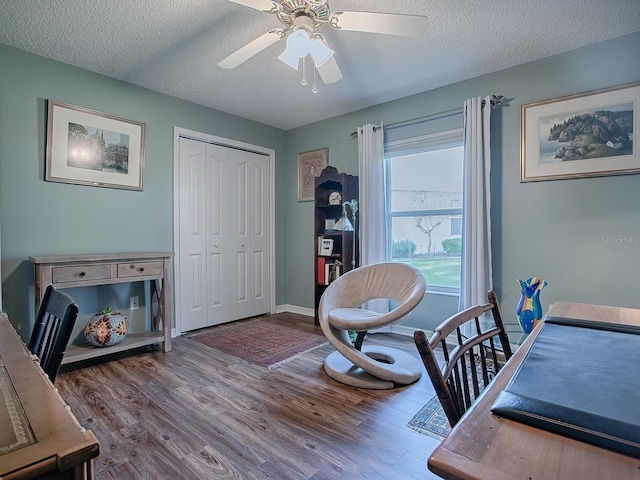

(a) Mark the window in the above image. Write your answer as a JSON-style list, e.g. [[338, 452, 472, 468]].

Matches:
[[385, 129, 463, 293]]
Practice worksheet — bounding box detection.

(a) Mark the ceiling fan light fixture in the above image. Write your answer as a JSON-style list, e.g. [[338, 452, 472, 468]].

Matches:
[[308, 37, 334, 67], [278, 29, 311, 70], [278, 48, 302, 69]]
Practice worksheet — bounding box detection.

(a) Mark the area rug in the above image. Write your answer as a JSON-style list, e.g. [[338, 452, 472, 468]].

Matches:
[[189, 320, 327, 368], [407, 396, 452, 440], [408, 355, 497, 440]]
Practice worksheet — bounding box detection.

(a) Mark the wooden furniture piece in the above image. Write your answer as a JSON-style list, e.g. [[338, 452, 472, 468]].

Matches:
[[314, 166, 359, 324], [30, 252, 173, 364], [414, 290, 512, 426], [1, 310, 99, 479], [319, 262, 427, 389], [428, 301, 640, 480], [28, 285, 79, 383]]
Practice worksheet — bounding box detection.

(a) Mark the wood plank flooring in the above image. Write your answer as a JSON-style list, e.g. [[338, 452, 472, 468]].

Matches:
[[56, 313, 443, 479]]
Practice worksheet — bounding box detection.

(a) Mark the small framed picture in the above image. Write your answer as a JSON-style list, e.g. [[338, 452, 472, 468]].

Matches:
[[298, 148, 328, 201], [325, 219, 336, 232], [318, 238, 334, 256]]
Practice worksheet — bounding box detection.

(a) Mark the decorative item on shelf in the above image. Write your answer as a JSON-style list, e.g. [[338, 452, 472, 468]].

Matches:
[[324, 218, 336, 232], [328, 191, 342, 205], [516, 277, 548, 333], [334, 199, 358, 268], [84, 306, 129, 347], [334, 199, 358, 232], [318, 237, 334, 256]]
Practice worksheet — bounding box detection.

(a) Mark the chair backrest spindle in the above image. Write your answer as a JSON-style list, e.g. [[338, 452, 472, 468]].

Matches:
[[414, 290, 513, 427]]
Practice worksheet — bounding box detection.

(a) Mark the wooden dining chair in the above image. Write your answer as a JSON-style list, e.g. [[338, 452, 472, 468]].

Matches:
[[414, 290, 513, 427], [28, 285, 79, 383]]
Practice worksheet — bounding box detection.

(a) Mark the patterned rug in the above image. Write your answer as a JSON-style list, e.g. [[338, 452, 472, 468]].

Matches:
[[188, 319, 327, 368], [407, 396, 452, 440], [408, 355, 498, 440]]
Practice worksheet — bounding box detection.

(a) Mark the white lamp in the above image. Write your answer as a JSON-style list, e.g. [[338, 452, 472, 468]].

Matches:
[[308, 37, 334, 67], [278, 29, 334, 70], [278, 30, 310, 69]]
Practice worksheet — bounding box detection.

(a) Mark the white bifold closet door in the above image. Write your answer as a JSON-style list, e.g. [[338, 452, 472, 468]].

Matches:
[[178, 137, 270, 332]]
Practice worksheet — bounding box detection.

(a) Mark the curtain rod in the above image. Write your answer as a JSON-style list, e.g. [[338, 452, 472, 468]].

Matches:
[[349, 95, 503, 138]]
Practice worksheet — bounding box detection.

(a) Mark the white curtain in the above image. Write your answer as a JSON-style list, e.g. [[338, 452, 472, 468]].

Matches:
[[459, 96, 493, 318], [357, 123, 388, 317]]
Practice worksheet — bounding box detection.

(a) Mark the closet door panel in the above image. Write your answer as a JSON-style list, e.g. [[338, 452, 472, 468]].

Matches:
[[228, 149, 251, 321], [250, 153, 270, 315], [206, 144, 230, 326], [178, 138, 207, 331]]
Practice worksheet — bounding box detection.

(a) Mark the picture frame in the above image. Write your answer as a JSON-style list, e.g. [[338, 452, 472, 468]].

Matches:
[[298, 148, 328, 201], [324, 219, 336, 232], [46, 100, 145, 191], [318, 238, 334, 256], [520, 82, 640, 182]]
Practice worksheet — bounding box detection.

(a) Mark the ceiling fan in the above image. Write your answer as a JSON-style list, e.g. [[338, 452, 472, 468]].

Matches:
[[218, 0, 429, 85]]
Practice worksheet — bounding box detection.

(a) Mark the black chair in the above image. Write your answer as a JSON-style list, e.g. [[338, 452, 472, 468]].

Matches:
[[414, 290, 512, 427], [28, 285, 79, 383]]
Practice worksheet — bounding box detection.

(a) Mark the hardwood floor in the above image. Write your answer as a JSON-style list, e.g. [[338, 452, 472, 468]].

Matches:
[[56, 313, 443, 479]]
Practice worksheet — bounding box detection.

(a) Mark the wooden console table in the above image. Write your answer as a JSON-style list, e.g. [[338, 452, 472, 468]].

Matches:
[[1, 311, 99, 479], [30, 252, 173, 364]]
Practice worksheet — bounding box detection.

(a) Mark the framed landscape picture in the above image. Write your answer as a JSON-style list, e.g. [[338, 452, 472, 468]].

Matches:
[[520, 82, 640, 182], [298, 148, 328, 201], [46, 100, 145, 190]]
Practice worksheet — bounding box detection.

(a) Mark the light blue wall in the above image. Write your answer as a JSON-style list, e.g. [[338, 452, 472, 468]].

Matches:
[[2, 33, 640, 339], [0, 43, 287, 339], [283, 32, 640, 330]]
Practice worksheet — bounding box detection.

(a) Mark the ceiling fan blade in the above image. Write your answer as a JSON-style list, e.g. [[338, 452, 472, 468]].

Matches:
[[228, 0, 278, 12], [330, 11, 428, 37], [317, 56, 343, 84], [218, 29, 284, 69]]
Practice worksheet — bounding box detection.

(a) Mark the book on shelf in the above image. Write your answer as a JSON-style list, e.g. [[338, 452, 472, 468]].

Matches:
[[324, 260, 342, 285], [317, 258, 343, 285], [316, 257, 326, 284]]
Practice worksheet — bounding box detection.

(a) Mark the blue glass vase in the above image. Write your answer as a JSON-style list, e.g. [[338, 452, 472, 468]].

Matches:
[[516, 277, 547, 333]]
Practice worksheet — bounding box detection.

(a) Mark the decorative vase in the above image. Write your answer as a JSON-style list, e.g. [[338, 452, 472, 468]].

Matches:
[[84, 307, 129, 347], [516, 277, 547, 333]]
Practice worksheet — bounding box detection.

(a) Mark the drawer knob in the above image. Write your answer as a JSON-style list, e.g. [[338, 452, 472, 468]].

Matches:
[[79, 271, 86, 277], [139, 267, 145, 272], [129, 264, 135, 269]]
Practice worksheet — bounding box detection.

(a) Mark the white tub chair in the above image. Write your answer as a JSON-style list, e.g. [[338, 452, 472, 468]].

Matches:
[[319, 262, 426, 389]]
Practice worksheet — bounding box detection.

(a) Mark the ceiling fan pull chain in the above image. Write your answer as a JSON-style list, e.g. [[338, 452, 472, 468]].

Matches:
[[312, 64, 318, 94], [301, 56, 307, 86]]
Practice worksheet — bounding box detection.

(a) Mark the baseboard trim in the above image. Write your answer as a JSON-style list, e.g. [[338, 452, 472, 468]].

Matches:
[[275, 304, 314, 317]]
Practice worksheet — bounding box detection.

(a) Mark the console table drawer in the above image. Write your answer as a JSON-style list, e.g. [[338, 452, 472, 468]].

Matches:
[[117, 261, 164, 278], [52, 264, 111, 283]]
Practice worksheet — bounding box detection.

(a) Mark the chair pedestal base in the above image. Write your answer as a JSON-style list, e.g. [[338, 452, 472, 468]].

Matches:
[[323, 346, 422, 390]]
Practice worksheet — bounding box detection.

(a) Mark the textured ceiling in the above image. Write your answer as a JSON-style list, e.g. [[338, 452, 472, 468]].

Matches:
[[1, 0, 639, 130]]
